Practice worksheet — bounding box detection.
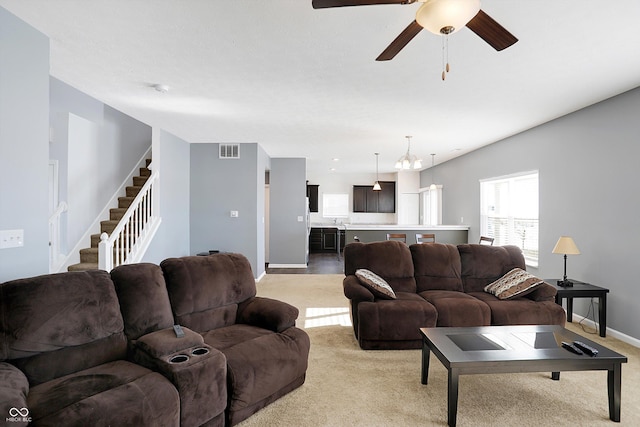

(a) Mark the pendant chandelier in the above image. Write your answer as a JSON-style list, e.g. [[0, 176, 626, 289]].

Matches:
[[373, 152, 381, 191], [395, 136, 422, 170], [429, 153, 437, 190]]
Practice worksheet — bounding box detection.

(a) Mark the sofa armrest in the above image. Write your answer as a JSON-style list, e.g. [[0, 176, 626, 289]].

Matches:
[[525, 282, 557, 302], [344, 275, 375, 302], [237, 296, 299, 332], [131, 327, 227, 427], [0, 362, 29, 426]]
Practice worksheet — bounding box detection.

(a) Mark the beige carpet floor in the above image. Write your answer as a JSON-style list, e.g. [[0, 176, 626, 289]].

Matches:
[[236, 274, 640, 427]]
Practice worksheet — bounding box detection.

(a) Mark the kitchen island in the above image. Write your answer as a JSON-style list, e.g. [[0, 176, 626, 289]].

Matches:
[[344, 225, 469, 245]]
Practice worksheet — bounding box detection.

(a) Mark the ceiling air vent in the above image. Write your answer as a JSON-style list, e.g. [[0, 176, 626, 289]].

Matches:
[[219, 144, 240, 159]]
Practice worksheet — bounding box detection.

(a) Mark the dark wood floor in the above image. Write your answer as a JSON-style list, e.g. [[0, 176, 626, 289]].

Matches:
[[266, 253, 343, 274]]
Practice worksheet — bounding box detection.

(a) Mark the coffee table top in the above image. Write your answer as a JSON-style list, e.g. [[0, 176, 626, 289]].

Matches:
[[420, 325, 626, 368]]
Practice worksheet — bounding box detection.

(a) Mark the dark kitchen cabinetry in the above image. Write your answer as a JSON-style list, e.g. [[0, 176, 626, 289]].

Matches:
[[306, 184, 319, 213], [309, 228, 345, 253], [353, 181, 395, 213]]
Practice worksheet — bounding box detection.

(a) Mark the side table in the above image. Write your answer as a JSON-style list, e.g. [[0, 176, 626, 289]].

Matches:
[[546, 279, 609, 337]]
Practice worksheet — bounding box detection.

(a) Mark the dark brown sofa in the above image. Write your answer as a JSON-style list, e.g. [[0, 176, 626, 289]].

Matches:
[[344, 241, 566, 350], [1, 252, 310, 427], [0, 270, 181, 426]]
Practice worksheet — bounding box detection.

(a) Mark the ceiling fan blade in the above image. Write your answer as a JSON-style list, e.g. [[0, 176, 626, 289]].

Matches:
[[312, 0, 410, 9], [465, 9, 518, 51], [376, 20, 423, 61]]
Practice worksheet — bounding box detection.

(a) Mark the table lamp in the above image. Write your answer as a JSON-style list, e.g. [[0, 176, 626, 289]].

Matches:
[[552, 236, 580, 287]]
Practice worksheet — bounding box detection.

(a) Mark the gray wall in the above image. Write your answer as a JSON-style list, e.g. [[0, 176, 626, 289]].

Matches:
[[142, 129, 191, 263], [190, 143, 267, 277], [50, 78, 151, 253], [0, 8, 49, 282], [422, 86, 640, 341], [269, 158, 307, 266]]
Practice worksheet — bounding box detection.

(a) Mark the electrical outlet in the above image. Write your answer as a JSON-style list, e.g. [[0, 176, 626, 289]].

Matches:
[[0, 229, 24, 249], [230, 210, 239, 218]]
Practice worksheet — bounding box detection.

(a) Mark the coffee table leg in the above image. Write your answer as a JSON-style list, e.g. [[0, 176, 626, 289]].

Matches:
[[608, 363, 622, 422], [448, 368, 459, 427], [551, 372, 560, 381], [422, 340, 431, 385]]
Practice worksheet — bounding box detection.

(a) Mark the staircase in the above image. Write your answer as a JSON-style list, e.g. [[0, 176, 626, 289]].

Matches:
[[68, 160, 151, 272]]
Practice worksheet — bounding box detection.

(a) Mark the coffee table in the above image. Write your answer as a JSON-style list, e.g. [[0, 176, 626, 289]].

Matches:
[[420, 325, 627, 426]]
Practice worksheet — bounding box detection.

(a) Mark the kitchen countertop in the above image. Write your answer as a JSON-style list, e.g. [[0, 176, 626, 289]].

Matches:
[[310, 224, 468, 231], [344, 224, 468, 230]]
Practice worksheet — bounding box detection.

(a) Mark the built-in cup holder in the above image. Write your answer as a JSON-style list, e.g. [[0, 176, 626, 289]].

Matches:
[[169, 354, 189, 364], [191, 347, 210, 356]]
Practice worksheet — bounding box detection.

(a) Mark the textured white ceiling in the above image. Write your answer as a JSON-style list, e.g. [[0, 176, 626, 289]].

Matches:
[[2, 0, 639, 176]]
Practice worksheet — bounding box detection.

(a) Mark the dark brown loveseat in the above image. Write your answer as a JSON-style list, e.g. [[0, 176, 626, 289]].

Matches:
[[0, 270, 181, 426], [344, 241, 566, 350]]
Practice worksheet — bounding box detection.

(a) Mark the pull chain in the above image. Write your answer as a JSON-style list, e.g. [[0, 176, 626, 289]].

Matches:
[[441, 33, 450, 81]]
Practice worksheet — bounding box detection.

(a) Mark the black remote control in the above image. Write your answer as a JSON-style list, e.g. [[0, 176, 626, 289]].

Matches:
[[173, 324, 185, 338], [573, 341, 598, 356], [561, 341, 583, 355]]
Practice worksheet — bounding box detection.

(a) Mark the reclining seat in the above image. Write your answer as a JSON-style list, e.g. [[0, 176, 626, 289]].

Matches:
[[111, 263, 228, 427], [160, 254, 310, 426], [410, 242, 491, 327], [0, 270, 180, 426], [458, 244, 566, 326], [343, 240, 438, 350]]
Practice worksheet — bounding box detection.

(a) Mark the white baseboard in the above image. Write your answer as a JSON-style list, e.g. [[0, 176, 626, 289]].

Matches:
[[255, 271, 266, 282], [267, 264, 307, 269], [571, 313, 640, 348]]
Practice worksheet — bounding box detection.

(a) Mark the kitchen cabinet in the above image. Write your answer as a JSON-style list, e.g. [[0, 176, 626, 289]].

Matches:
[[309, 227, 345, 253], [353, 181, 395, 213], [306, 184, 319, 213]]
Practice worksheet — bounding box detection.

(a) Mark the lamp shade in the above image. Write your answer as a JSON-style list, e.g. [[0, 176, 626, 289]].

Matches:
[[416, 0, 481, 35], [552, 236, 580, 255]]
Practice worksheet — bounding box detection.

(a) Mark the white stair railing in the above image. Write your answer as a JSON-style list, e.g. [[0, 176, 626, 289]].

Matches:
[[98, 165, 160, 271], [48, 201, 68, 272]]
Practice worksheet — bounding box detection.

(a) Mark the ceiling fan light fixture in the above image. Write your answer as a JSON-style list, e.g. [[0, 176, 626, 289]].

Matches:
[[416, 0, 481, 35]]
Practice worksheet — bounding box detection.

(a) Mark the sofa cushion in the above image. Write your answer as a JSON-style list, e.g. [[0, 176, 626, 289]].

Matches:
[[344, 241, 417, 293], [458, 244, 526, 293], [411, 243, 464, 292], [356, 292, 437, 349], [484, 268, 545, 300], [161, 254, 257, 332], [355, 269, 396, 300], [0, 270, 127, 384], [111, 263, 175, 340], [27, 360, 180, 426], [202, 325, 310, 426], [418, 290, 491, 327], [469, 292, 567, 326]]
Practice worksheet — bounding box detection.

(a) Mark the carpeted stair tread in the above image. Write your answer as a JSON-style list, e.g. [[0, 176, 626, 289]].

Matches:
[[80, 247, 98, 263], [126, 186, 143, 197], [110, 208, 128, 220], [132, 176, 148, 186], [67, 262, 99, 272], [139, 167, 150, 177], [118, 197, 135, 208]]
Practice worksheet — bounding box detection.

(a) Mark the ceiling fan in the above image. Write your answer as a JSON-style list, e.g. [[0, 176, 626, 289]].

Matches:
[[311, 0, 518, 62]]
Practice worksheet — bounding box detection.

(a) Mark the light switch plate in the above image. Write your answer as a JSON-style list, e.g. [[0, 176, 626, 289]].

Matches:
[[0, 229, 24, 249]]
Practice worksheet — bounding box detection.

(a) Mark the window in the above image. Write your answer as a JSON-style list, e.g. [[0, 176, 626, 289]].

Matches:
[[480, 171, 539, 266], [322, 193, 349, 218], [420, 185, 442, 225]]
